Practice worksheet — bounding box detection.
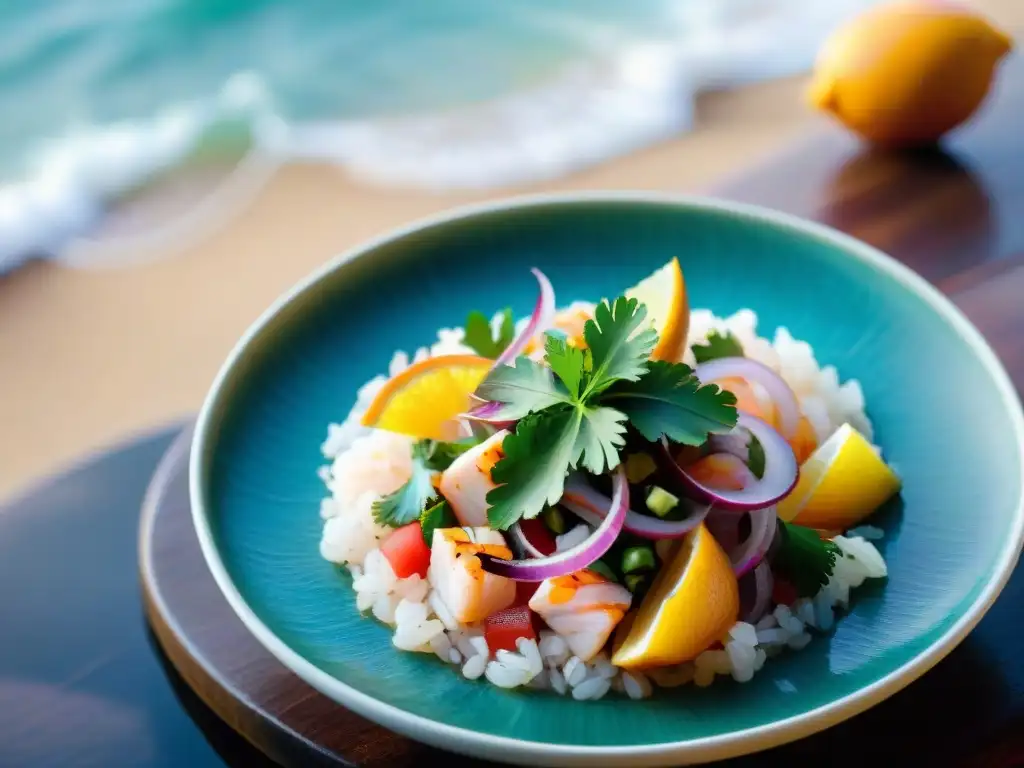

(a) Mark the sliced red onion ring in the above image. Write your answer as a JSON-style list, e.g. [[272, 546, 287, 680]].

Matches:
[[697, 357, 801, 440], [704, 509, 741, 552], [658, 413, 798, 512], [461, 400, 517, 430], [708, 430, 752, 463], [478, 467, 628, 581], [727, 506, 778, 576], [739, 561, 774, 624], [493, 267, 556, 368], [561, 474, 710, 540]]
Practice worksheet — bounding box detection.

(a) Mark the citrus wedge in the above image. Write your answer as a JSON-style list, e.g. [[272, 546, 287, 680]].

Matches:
[[611, 522, 738, 670], [361, 355, 493, 441], [625, 257, 689, 361], [777, 422, 901, 529]]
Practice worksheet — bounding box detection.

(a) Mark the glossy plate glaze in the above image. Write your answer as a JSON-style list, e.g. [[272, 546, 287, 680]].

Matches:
[[190, 194, 1024, 766]]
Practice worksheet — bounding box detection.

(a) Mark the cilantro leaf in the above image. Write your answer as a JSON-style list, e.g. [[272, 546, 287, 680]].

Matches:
[[464, 308, 515, 358], [747, 433, 766, 479], [604, 360, 738, 445], [572, 405, 628, 474], [583, 297, 658, 397], [544, 334, 589, 399], [372, 440, 438, 527], [424, 437, 479, 471], [486, 408, 580, 530], [773, 522, 840, 597], [474, 356, 573, 420], [691, 329, 744, 363], [420, 499, 456, 544], [372, 439, 479, 527], [485, 401, 626, 528]]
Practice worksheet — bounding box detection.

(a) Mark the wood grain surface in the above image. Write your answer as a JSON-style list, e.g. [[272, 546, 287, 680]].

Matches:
[[138, 54, 1024, 768]]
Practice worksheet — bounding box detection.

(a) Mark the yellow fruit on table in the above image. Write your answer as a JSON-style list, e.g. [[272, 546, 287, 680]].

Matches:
[[808, 1, 1013, 146], [625, 257, 689, 362], [361, 354, 493, 441], [777, 423, 901, 529], [611, 522, 738, 670]]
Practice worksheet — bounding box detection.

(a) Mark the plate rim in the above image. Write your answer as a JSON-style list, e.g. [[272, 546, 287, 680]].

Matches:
[[189, 191, 1024, 766]]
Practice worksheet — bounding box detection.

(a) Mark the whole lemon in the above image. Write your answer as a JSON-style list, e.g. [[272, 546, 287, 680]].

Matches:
[[808, 1, 1013, 146]]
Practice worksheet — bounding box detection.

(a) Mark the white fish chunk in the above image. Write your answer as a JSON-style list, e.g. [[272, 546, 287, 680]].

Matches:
[[429, 526, 516, 624], [438, 430, 508, 527], [529, 571, 632, 662]]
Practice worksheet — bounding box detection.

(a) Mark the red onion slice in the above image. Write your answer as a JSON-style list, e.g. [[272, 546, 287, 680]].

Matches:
[[739, 561, 774, 624], [461, 400, 517, 430], [727, 506, 778, 576], [708, 430, 752, 463], [478, 467, 628, 581], [658, 413, 798, 512], [493, 267, 556, 368], [697, 357, 801, 440], [561, 474, 710, 540]]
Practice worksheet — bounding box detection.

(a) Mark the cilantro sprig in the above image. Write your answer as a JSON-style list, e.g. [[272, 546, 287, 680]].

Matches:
[[773, 521, 840, 597], [372, 438, 477, 527], [477, 296, 738, 530], [691, 329, 744, 363], [464, 308, 515, 358]]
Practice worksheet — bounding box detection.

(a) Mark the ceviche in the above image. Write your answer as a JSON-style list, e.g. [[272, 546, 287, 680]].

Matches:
[[317, 260, 899, 700]]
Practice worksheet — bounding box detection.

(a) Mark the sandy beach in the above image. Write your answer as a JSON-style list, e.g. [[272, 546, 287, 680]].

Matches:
[[1, 0, 1020, 503]]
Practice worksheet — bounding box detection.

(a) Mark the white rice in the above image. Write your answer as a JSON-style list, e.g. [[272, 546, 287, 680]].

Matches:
[[316, 307, 889, 699]]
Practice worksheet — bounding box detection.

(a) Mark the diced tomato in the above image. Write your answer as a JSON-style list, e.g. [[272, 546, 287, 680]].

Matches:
[[484, 604, 537, 655], [772, 577, 798, 607], [517, 517, 557, 556], [380, 522, 432, 579]]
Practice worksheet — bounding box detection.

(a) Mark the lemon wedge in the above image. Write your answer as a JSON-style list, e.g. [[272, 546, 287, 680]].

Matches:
[[612, 522, 738, 670], [777, 423, 901, 529], [361, 354, 493, 441], [625, 257, 689, 362]]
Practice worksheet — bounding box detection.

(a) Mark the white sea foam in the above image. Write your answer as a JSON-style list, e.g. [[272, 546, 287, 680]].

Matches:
[[0, 0, 881, 275], [272, 0, 881, 190]]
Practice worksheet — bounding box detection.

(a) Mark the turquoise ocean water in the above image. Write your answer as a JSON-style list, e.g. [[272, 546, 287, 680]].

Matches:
[[0, 0, 877, 272]]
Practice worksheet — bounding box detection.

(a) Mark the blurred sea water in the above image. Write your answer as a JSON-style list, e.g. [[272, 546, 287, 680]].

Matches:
[[0, 0, 880, 273]]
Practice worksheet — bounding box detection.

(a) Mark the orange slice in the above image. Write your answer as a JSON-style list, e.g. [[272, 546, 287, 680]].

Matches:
[[361, 355, 493, 441], [625, 257, 689, 362], [611, 522, 739, 669]]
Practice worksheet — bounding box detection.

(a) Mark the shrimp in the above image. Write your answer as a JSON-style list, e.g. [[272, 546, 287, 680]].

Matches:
[[438, 430, 507, 527], [429, 527, 516, 624], [528, 570, 632, 662]]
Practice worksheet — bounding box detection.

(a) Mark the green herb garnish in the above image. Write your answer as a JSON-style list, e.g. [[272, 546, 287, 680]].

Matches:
[[773, 521, 840, 597], [691, 329, 744, 363], [464, 308, 515, 358], [420, 499, 456, 544], [747, 434, 766, 479], [372, 438, 479, 527], [602, 360, 739, 445], [476, 296, 738, 530]]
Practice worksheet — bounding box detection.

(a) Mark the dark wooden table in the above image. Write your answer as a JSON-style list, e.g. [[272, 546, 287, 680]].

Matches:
[[2, 55, 1024, 768]]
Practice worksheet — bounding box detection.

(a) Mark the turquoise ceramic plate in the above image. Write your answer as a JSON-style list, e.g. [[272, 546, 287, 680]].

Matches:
[[190, 193, 1024, 766]]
